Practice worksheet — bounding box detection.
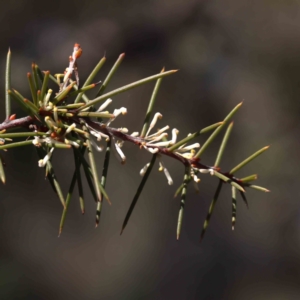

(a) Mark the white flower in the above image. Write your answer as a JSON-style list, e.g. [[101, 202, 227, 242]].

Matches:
[[199, 168, 215, 176], [145, 113, 162, 137], [90, 139, 104, 152], [97, 99, 112, 112], [64, 139, 80, 148], [140, 163, 150, 176], [112, 137, 126, 164], [146, 126, 169, 139], [143, 147, 159, 154], [38, 148, 54, 167], [130, 132, 139, 137], [65, 123, 76, 135]]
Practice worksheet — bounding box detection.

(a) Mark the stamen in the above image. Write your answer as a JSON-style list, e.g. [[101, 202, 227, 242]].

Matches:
[[38, 148, 54, 167], [145, 113, 162, 137], [97, 98, 112, 112], [113, 138, 126, 164], [140, 163, 150, 176], [146, 126, 169, 139]]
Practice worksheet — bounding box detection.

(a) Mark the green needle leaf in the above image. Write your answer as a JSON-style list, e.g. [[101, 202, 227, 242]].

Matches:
[[168, 122, 223, 152], [77, 70, 178, 111], [27, 72, 37, 107], [52, 82, 76, 104], [195, 102, 243, 158], [229, 146, 270, 174], [80, 124, 105, 204], [77, 151, 98, 203], [120, 154, 157, 235], [214, 121, 234, 167], [0, 140, 33, 150], [69, 82, 101, 97], [58, 103, 85, 109], [8, 90, 31, 116], [73, 148, 85, 214], [32, 63, 40, 90], [59, 176, 76, 236], [48, 73, 60, 86], [200, 180, 223, 242], [35, 64, 45, 84], [46, 160, 66, 209], [59, 147, 86, 236], [239, 191, 249, 209], [96, 139, 111, 227], [95, 53, 125, 97], [71, 81, 91, 103], [213, 170, 245, 192], [75, 56, 106, 103], [176, 167, 190, 240], [247, 184, 270, 193], [35, 146, 56, 193], [0, 132, 48, 138], [75, 147, 112, 204], [77, 112, 114, 118], [240, 174, 258, 183], [141, 67, 164, 138], [5, 48, 11, 119], [174, 182, 184, 198], [35, 146, 66, 209], [40, 71, 50, 101], [0, 154, 6, 184], [59, 173, 76, 237], [24, 99, 39, 113], [231, 186, 237, 230]]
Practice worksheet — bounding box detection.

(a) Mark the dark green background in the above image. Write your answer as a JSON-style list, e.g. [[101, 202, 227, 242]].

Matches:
[[0, 1, 297, 299]]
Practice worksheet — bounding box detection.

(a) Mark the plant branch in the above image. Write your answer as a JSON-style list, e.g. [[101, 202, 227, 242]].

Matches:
[[0, 116, 34, 131]]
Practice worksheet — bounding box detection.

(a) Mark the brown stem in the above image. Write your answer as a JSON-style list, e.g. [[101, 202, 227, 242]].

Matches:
[[0, 115, 244, 188], [84, 118, 243, 187], [0, 116, 34, 131]]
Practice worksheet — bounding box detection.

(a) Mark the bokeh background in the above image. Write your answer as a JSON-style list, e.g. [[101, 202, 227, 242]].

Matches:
[[0, 0, 299, 299]]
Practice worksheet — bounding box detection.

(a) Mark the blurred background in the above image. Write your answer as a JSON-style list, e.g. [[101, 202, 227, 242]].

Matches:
[[0, 0, 299, 299]]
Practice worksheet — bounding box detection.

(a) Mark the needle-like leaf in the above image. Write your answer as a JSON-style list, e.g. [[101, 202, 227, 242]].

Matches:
[[78, 70, 178, 111], [231, 186, 237, 230], [46, 159, 66, 209], [195, 102, 242, 158], [96, 139, 111, 227], [240, 174, 258, 183], [214, 122, 233, 167], [75, 56, 106, 103], [213, 170, 245, 192], [77, 112, 114, 118], [229, 146, 270, 174], [239, 191, 249, 209], [141, 67, 164, 138], [247, 184, 270, 193], [0, 140, 33, 150], [121, 154, 157, 235], [73, 148, 85, 214], [40, 71, 50, 101], [168, 122, 223, 152], [200, 180, 223, 242], [59, 147, 86, 236], [0, 154, 6, 184], [176, 166, 190, 240], [27, 73, 37, 107], [5, 48, 11, 119], [32, 63, 40, 90], [95, 53, 125, 97], [0, 132, 48, 138], [8, 90, 31, 116]]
